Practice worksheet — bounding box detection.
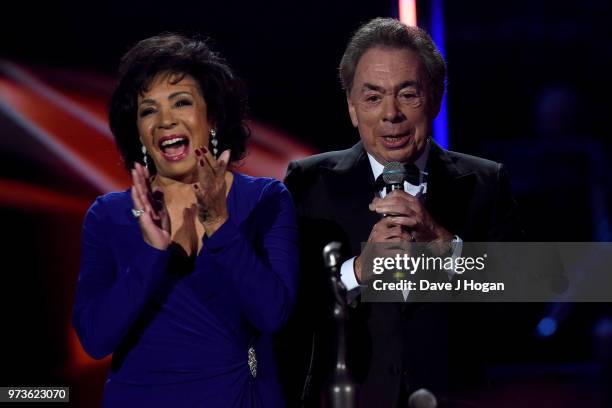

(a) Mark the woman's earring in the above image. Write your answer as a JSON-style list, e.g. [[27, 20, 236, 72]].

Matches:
[[141, 145, 148, 169], [210, 128, 218, 158]]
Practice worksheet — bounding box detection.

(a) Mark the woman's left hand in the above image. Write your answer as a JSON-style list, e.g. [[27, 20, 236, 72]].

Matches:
[[193, 147, 231, 236]]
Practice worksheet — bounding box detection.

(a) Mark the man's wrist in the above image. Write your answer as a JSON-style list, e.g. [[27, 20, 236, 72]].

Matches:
[[436, 226, 454, 243], [429, 228, 455, 256]]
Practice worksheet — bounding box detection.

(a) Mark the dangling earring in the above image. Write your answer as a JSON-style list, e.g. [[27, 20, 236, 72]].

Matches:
[[141, 145, 148, 169], [210, 128, 218, 158]]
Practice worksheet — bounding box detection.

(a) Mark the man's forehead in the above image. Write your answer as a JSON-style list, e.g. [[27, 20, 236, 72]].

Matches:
[[354, 47, 423, 89]]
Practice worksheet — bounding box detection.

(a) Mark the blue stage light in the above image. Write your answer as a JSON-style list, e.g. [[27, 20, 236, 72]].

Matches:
[[536, 317, 558, 337]]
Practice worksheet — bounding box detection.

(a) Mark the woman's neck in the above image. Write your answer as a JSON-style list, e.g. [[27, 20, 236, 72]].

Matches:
[[151, 174, 197, 207], [151, 171, 234, 207]]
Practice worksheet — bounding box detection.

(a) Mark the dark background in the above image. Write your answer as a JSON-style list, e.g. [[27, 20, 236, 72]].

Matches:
[[1, 0, 611, 406], [4, 0, 611, 153]]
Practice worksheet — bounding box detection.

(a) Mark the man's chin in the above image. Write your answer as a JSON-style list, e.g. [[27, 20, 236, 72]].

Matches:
[[380, 149, 417, 164]]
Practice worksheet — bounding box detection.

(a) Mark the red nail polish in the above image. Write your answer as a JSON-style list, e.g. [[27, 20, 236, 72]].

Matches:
[[195, 149, 201, 156], [199, 159, 204, 166], [202, 146, 208, 153]]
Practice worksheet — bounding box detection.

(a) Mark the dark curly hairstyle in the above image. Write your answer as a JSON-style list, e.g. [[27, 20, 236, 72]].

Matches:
[[109, 33, 250, 174], [339, 18, 447, 116]]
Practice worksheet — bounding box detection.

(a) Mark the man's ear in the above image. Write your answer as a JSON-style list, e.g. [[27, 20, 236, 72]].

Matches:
[[347, 93, 359, 128]]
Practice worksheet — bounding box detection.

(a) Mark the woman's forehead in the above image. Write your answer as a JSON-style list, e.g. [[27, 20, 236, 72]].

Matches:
[[139, 72, 200, 99]]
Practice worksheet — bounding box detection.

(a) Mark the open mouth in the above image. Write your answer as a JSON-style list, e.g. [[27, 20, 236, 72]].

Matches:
[[380, 132, 411, 148], [158, 135, 190, 161]]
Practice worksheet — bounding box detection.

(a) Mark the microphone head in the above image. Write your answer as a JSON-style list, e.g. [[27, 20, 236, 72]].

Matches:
[[323, 241, 343, 268], [382, 161, 406, 185], [407, 388, 437, 408]]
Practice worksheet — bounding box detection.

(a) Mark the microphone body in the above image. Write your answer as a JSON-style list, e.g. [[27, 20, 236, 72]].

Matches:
[[382, 161, 407, 194], [386, 183, 404, 194], [381, 162, 407, 218]]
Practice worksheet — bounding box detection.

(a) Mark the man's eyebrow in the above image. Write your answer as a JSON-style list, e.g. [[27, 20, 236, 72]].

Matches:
[[396, 80, 419, 90], [361, 83, 385, 93], [360, 81, 420, 93]]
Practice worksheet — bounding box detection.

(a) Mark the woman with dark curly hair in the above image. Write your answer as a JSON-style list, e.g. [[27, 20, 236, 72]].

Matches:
[[72, 33, 298, 407]]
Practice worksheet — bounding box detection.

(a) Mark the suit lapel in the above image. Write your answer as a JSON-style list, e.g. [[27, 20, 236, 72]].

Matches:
[[426, 141, 476, 237], [321, 142, 380, 257]]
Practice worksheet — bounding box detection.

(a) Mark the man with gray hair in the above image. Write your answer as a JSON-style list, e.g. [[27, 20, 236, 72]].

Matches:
[[278, 17, 521, 407]]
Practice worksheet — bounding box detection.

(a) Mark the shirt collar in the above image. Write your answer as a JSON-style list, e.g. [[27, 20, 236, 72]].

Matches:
[[366, 138, 430, 184]]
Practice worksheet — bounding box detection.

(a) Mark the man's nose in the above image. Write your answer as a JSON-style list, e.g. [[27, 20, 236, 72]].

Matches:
[[382, 96, 405, 122]]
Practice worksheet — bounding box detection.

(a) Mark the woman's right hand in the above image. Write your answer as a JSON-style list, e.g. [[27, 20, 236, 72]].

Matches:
[[130, 163, 171, 250]]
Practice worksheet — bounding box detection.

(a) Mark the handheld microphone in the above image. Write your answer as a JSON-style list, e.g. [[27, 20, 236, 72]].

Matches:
[[382, 161, 407, 194]]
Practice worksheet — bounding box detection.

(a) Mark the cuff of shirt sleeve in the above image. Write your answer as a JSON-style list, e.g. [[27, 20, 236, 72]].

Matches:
[[340, 257, 361, 292]]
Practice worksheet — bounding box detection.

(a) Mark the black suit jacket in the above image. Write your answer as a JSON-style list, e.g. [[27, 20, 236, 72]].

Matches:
[[277, 141, 521, 407]]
